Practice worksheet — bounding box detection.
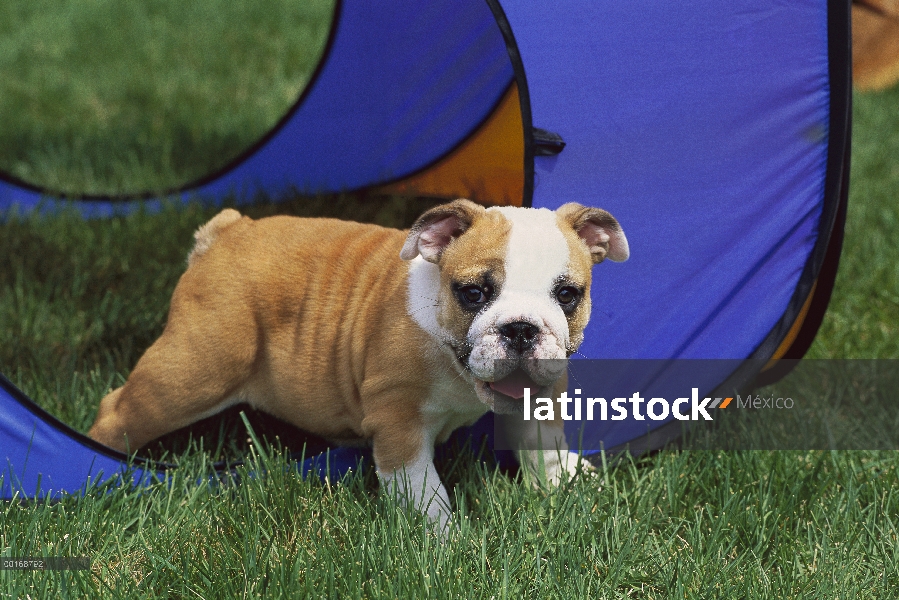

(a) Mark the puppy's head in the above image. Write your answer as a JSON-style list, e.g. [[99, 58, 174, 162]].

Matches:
[[402, 199, 628, 414]]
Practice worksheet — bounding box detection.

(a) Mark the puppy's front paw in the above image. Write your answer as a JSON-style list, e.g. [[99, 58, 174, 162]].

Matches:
[[546, 450, 591, 486], [520, 449, 589, 487]]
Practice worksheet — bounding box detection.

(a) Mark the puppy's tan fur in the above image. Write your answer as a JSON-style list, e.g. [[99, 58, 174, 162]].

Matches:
[[91, 214, 449, 474]]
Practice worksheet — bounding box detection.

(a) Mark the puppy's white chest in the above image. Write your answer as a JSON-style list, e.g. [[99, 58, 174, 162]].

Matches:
[[421, 375, 487, 444]]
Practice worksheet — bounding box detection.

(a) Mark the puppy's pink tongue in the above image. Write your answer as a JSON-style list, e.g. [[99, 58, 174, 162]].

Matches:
[[488, 369, 537, 399]]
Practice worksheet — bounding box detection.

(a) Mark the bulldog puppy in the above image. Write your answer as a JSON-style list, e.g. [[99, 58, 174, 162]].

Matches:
[[89, 199, 628, 529]]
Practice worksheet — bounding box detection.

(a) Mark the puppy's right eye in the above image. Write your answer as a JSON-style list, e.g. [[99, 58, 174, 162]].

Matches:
[[457, 284, 492, 307]]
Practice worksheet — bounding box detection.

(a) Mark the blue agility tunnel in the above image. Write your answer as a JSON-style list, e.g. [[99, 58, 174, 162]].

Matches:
[[1, 0, 850, 498]]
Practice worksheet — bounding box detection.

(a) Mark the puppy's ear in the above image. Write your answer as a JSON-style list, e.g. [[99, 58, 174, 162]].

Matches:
[[400, 199, 485, 263], [557, 203, 629, 263]]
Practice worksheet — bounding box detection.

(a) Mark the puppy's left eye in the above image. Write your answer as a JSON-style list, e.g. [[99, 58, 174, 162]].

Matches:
[[555, 286, 580, 306], [457, 284, 492, 307]]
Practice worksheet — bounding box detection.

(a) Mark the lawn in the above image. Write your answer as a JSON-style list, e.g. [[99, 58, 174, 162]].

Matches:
[[0, 0, 334, 196], [2, 2, 899, 597]]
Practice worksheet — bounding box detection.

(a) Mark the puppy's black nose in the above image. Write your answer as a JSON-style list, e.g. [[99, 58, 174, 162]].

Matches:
[[498, 321, 539, 353]]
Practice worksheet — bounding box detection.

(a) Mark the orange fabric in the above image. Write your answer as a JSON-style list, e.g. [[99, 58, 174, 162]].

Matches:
[[762, 281, 817, 370], [853, 1, 899, 91], [375, 83, 524, 206]]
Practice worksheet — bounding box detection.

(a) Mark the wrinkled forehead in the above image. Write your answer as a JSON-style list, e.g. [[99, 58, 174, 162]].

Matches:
[[439, 206, 582, 289], [487, 206, 570, 291]]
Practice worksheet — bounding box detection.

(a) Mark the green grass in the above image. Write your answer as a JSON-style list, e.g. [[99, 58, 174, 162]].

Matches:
[[805, 85, 899, 358], [2, 1, 899, 595], [4, 444, 899, 597], [0, 0, 334, 196]]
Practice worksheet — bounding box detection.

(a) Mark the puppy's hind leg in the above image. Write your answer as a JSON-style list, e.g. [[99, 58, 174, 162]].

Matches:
[[89, 319, 257, 453]]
